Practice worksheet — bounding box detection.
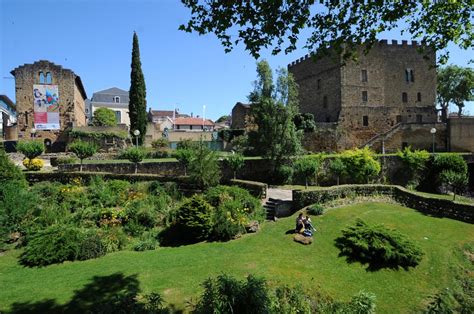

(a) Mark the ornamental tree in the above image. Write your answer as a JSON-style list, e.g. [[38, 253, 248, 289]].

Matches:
[[122, 147, 145, 174], [93, 108, 117, 127], [128, 32, 147, 144], [226, 153, 245, 179], [437, 65, 474, 120], [68, 140, 98, 172]]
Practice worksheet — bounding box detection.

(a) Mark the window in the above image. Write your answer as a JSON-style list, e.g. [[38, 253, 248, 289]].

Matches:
[[362, 91, 368, 102], [39, 72, 45, 84], [323, 95, 328, 108], [317, 79, 321, 90], [45, 72, 52, 84], [114, 96, 120, 103], [396, 115, 402, 123], [416, 114, 422, 123], [417, 92, 421, 102], [363, 116, 369, 126], [402, 92, 408, 103], [361, 69, 368, 82], [114, 111, 121, 123], [405, 69, 414, 82]]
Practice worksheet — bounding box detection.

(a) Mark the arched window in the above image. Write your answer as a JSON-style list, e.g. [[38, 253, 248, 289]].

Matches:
[[39, 72, 45, 84], [45, 72, 52, 84], [114, 96, 120, 103]]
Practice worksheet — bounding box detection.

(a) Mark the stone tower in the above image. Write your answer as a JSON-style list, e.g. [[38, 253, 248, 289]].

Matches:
[[288, 40, 443, 152]]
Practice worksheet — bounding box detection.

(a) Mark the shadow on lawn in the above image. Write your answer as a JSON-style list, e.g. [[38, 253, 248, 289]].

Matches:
[[8, 273, 180, 314]]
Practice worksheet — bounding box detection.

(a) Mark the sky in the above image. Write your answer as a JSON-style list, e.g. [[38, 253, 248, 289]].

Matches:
[[1, 0, 473, 120]]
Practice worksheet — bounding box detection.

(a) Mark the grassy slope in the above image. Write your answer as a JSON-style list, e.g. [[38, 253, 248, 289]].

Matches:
[[1, 202, 472, 312]]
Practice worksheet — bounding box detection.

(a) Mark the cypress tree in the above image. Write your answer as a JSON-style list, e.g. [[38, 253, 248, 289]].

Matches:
[[129, 31, 147, 144]]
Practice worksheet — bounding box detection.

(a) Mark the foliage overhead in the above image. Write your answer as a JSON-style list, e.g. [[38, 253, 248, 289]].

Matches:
[[248, 61, 302, 168], [128, 32, 147, 144], [92, 107, 117, 127], [180, 1, 473, 63], [437, 65, 474, 120]]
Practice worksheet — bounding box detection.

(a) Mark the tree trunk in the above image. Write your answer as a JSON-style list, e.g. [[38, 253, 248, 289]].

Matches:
[[135, 163, 138, 174], [80, 160, 83, 172], [337, 176, 340, 186], [441, 105, 448, 122], [234, 170, 236, 180], [305, 178, 308, 189], [184, 166, 187, 176]]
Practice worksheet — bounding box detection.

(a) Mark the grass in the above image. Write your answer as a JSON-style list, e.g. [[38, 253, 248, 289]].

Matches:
[[0, 202, 472, 312]]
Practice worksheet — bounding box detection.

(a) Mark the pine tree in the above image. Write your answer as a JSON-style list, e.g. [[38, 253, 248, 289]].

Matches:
[[129, 32, 147, 144]]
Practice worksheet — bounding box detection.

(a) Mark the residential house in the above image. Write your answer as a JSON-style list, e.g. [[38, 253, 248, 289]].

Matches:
[[90, 87, 130, 126]]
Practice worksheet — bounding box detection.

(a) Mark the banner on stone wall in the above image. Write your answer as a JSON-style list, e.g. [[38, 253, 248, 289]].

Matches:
[[33, 84, 60, 130]]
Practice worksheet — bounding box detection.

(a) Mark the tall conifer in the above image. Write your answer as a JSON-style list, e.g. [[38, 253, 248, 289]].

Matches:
[[129, 32, 147, 144]]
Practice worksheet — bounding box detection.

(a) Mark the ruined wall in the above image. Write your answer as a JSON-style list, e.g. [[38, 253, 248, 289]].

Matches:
[[448, 117, 474, 152], [288, 54, 342, 122], [12, 60, 87, 151], [73, 83, 87, 127], [231, 103, 251, 129]]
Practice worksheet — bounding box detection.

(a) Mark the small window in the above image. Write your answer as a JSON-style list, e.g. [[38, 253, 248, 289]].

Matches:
[[39, 72, 45, 84], [396, 115, 402, 123], [417, 92, 421, 102], [323, 95, 328, 108], [362, 91, 368, 102], [416, 114, 422, 123], [363, 116, 369, 126], [45, 72, 52, 84], [114, 111, 121, 123], [85, 108, 89, 114], [361, 69, 368, 82], [114, 96, 120, 103], [402, 92, 408, 103], [405, 69, 414, 82], [317, 79, 321, 90]]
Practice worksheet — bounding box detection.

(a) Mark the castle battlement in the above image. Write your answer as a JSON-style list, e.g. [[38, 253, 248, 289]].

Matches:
[[288, 39, 422, 67]]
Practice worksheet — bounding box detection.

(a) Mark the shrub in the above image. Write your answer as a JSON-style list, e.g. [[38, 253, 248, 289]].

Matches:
[[347, 291, 377, 313], [175, 148, 194, 176], [272, 285, 312, 314], [97, 227, 128, 253], [0, 149, 26, 186], [433, 154, 468, 194], [174, 195, 214, 242], [307, 204, 324, 216], [93, 107, 117, 126], [69, 140, 98, 172], [16, 140, 44, 160], [397, 146, 430, 188], [211, 200, 247, 241], [176, 139, 196, 150], [293, 156, 321, 188], [55, 156, 79, 165], [151, 138, 169, 150], [329, 157, 346, 185], [274, 164, 293, 184], [230, 134, 249, 154], [188, 141, 221, 190], [226, 153, 245, 179], [335, 219, 423, 270], [194, 274, 271, 314], [20, 225, 85, 267], [340, 147, 381, 183], [78, 230, 106, 260], [133, 232, 159, 251], [22, 158, 44, 171]]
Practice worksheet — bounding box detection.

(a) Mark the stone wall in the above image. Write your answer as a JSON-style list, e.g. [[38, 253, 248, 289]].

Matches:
[[231, 102, 251, 129], [11, 60, 87, 152], [292, 184, 474, 223], [448, 117, 474, 152]]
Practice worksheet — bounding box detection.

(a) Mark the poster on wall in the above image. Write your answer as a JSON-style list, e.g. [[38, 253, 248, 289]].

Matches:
[[33, 84, 60, 130]]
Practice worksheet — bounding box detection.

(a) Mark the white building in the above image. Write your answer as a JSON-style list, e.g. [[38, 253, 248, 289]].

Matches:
[[89, 87, 130, 127]]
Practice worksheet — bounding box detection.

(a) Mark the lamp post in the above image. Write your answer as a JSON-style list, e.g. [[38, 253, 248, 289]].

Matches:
[[133, 129, 140, 148], [430, 127, 437, 153], [30, 128, 36, 138]]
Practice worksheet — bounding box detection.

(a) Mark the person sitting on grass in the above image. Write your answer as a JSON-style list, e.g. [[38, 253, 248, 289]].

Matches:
[[295, 213, 305, 233], [304, 216, 316, 232]]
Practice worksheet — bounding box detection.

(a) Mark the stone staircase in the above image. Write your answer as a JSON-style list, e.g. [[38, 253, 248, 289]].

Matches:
[[263, 198, 278, 221], [361, 123, 402, 151]]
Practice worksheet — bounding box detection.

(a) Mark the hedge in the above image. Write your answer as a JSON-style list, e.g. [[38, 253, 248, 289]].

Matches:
[[230, 179, 268, 199], [293, 184, 474, 223]]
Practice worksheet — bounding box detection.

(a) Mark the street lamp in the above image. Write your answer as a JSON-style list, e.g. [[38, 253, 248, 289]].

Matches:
[[430, 127, 437, 153], [133, 129, 140, 148], [30, 128, 36, 138]]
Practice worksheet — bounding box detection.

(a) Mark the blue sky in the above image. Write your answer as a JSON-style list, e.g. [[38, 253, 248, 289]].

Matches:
[[1, 0, 472, 120]]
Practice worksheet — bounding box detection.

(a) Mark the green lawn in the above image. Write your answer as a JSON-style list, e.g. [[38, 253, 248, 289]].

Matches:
[[0, 202, 472, 312]]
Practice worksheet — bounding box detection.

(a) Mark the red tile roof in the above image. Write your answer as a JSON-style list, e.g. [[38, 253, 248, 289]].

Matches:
[[174, 117, 214, 126]]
